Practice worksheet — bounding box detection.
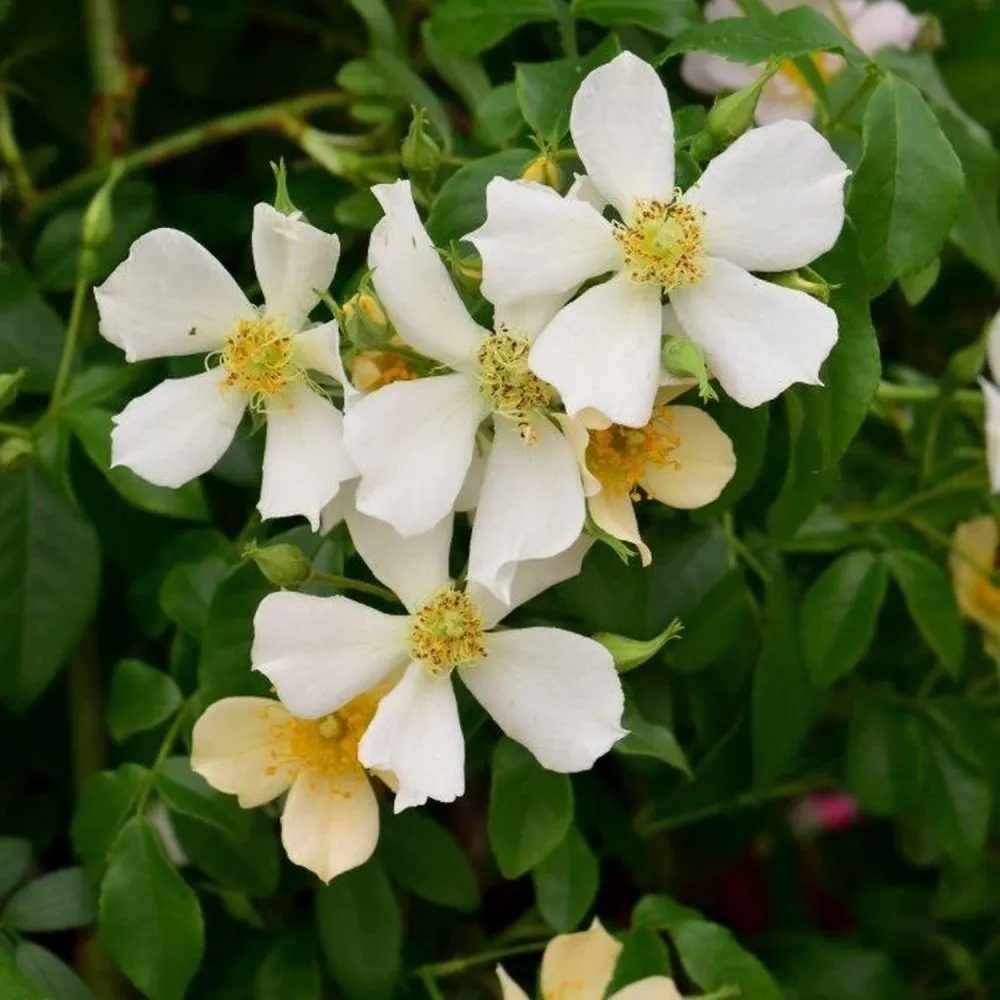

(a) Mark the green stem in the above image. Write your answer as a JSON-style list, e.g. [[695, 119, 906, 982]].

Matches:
[[552, 0, 578, 58], [308, 571, 401, 604], [0, 422, 30, 438], [417, 940, 550, 979], [66, 626, 106, 797], [0, 91, 37, 204], [875, 380, 983, 409], [28, 90, 350, 221], [46, 275, 90, 418], [134, 698, 194, 816], [84, 0, 132, 164]]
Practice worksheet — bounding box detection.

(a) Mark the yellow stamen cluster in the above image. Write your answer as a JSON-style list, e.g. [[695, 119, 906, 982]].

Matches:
[[350, 349, 419, 393], [585, 406, 681, 499], [614, 193, 705, 291], [410, 587, 487, 677], [476, 330, 553, 440], [263, 692, 380, 788], [221, 316, 299, 402]]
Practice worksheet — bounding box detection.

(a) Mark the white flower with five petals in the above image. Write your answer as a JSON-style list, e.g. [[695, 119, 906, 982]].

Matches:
[[467, 51, 849, 425], [342, 179, 587, 601], [252, 509, 625, 812], [95, 204, 355, 529]]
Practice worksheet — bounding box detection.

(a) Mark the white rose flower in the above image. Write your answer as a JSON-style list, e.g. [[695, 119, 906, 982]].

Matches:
[[342, 179, 587, 601], [980, 311, 1000, 494], [467, 51, 849, 424], [682, 0, 923, 124], [190, 691, 387, 883], [95, 204, 355, 529], [252, 510, 625, 812]]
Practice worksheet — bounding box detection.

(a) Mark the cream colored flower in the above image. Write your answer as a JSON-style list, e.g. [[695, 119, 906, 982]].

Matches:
[[497, 920, 682, 1000], [190, 692, 386, 883], [560, 387, 736, 565], [950, 517, 1000, 641]]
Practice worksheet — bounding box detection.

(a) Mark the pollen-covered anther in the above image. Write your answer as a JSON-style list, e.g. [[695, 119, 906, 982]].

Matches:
[[585, 405, 682, 499], [350, 349, 418, 392], [410, 587, 487, 677], [476, 330, 553, 435], [614, 192, 706, 291], [221, 316, 298, 401]]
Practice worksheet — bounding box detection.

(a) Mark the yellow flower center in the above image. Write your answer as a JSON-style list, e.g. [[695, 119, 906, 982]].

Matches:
[[350, 349, 419, 393], [614, 193, 705, 291], [262, 691, 380, 783], [410, 587, 487, 677], [476, 331, 553, 440], [585, 405, 681, 499], [221, 316, 299, 402]]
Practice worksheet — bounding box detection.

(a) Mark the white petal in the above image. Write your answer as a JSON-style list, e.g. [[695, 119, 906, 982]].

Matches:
[[494, 296, 569, 344], [641, 405, 736, 509], [850, 0, 921, 54], [987, 311, 1000, 384], [467, 416, 585, 603], [111, 367, 245, 488], [497, 967, 532, 1000], [252, 592, 410, 718], [588, 488, 652, 567], [358, 660, 465, 811], [95, 229, 252, 361], [190, 697, 293, 808], [981, 378, 1000, 495], [368, 180, 487, 366], [253, 204, 340, 332], [468, 535, 594, 630], [320, 479, 354, 535], [280, 769, 379, 883], [529, 276, 663, 428], [345, 507, 453, 613], [686, 120, 848, 272], [455, 440, 488, 512], [570, 51, 675, 220], [671, 257, 838, 408], [754, 87, 816, 126], [345, 373, 489, 536], [542, 921, 623, 1000], [467, 178, 621, 306], [292, 320, 351, 386], [461, 628, 624, 772], [566, 173, 606, 212], [610, 979, 683, 1000]]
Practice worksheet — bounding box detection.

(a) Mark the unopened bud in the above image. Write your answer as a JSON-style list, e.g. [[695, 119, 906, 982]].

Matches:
[[0, 368, 26, 413], [768, 269, 830, 304], [661, 337, 716, 402], [690, 62, 779, 161], [299, 128, 366, 180], [342, 291, 389, 349], [82, 164, 124, 252], [449, 250, 482, 293], [593, 619, 683, 673], [0, 436, 33, 469], [245, 541, 312, 588], [401, 107, 442, 175], [270, 158, 300, 216], [521, 154, 563, 190]]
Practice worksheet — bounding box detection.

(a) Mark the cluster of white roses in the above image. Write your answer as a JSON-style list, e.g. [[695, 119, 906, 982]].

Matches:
[[95, 52, 849, 882]]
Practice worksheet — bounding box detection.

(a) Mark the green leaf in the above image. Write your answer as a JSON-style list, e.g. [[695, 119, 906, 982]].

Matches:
[[4, 869, 95, 932], [428, 0, 556, 56], [0, 838, 32, 896], [380, 812, 480, 911], [616, 695, 691, 777], [606, 925, 673, 994], [475, 84, 525, 147], [573, 0, 698, 37], [884, 549, 965, 676], [0, 467, 100, 711], [68, 409, 209, 521], [899, 257, 940, 306], [532, 825, 599, 932], [846, 73, 965, 295], [800, 550, 888, 687], [422, 20, 491, 112], [71, 764, 148, 870], [0, 263, 64, 393], [15, 942, 95, 1000], [159, 555, 230, 637], [369, 50, 454, 152], [155, 756, 252, 836], [347, 0, 398, 51], [752, 577, 815, 788], [427, 149, 536, 245], [772, 938, 907, 1000], [255, 933, 322, 1000], [516, 36, 621, 144], [315, 858, 401, 1000], [99, 817, 204, 1000], [107, 659, 183, 743], [664, 6, 865, 64], [0, 950, 49, 1000], [923, 728, 991, 861], [672, 921, 781, 999], [488, 738, 574, 878]]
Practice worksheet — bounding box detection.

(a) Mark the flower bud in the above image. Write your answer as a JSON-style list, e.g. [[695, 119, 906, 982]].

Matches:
[[270, 158, 300, 216], [401, 107, 443, 175], [521, 154, 563, 190], [768, 268, 830, 304], [299, 128, 366, 180], [690, 62, 780, 161], [245, 541, 312, 588], [342, 291, 389, 349], [661, 336, 716, 402], [592, 619, 683, 673]]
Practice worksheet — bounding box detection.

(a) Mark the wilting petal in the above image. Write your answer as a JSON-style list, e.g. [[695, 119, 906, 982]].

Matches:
[[467, 178, 621, 306], [529, 275, 662, 428], [259, 383, 353, 530], [252, 592, 410, 718], [541, 920, 623, 1000], [358, 660, 465, 811], [570, 51, 676, 219], [111, 367, 245, 487], [190, 697, 294, 808], [369, 180, 487, 367], [671, 257, 838, 408], [253, 203, 340, 332], [95, 229, 252, 360], [468, 416, 585, 602], [280, 768, 379, 883], [345, 373, 488, 536], [461, 628, 624, 772], [686, 120, 848, 272]]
